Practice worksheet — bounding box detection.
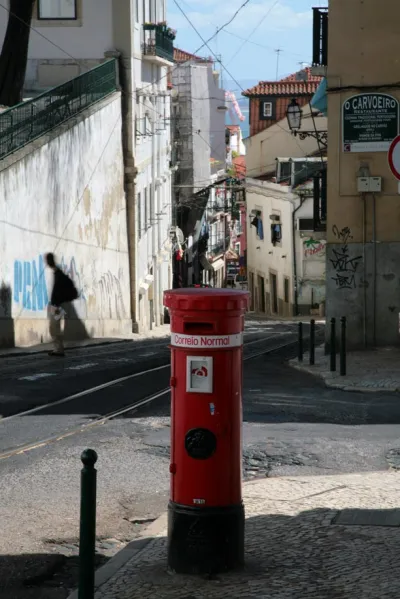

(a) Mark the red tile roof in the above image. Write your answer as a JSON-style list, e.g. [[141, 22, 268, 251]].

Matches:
[[174, 47, 213, 64], [242, 67, 322, 97], [233, 156, 246, 179]]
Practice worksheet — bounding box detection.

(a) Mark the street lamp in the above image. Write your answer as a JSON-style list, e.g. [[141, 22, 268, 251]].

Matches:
[[286, 97, 328, 147], [286, 98, 302, 135]]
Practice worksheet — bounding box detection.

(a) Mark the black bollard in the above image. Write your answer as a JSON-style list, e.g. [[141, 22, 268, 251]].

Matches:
[[330, 318, 336, 372], [78, 449, 98, 599], [309, 319, 315, 365], [298, 322, 303, 362], [340, 317, 346, 376]]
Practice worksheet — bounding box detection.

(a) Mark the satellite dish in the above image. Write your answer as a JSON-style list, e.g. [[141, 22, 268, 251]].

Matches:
[[169, 226, 184, 244]]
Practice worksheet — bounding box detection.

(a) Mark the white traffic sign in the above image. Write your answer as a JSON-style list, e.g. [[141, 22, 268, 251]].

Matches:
[[388, 135, 400, 180]]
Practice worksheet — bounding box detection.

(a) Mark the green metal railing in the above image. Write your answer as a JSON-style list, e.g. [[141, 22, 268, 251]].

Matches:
[[142, 29, 174, 62], [0, 59, 117, 161]]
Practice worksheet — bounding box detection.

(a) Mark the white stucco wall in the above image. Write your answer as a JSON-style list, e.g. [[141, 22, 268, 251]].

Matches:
[[0, 0, 113, 60], [0, 93, 131, 347], [244, 106, 327, 178], [295, 200, 326, 309], [246, 180, 295, 314]]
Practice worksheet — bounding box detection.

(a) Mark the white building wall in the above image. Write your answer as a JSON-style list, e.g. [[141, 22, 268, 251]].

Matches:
[[0, 0, 114, 89], [295, 200, 326, 312], [246, 179, 296, 315], [0, 94, 131, 347], [243, 105, 327, 178], [133, 0, 172, 330], [0, 0, 173, 333]]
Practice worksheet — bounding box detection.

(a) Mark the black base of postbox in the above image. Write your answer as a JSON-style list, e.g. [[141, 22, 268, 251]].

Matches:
[[167, 500, 245, 574]]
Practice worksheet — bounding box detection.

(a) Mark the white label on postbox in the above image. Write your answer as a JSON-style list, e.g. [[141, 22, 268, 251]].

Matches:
[[186, 356, 213, 394], [171, 332, 243, 348]]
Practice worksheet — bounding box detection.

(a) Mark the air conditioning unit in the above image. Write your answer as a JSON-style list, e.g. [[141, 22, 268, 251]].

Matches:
[[298, 218, 314, 231]]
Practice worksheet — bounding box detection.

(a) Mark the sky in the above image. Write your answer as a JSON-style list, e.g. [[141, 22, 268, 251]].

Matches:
[[168, 0, 328, 93]]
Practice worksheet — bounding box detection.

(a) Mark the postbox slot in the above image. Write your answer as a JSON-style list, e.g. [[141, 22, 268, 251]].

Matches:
[[184, 322, 214, 333]]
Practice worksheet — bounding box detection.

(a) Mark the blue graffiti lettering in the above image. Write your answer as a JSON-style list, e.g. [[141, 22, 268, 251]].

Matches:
[[14, 255, 48, 311]]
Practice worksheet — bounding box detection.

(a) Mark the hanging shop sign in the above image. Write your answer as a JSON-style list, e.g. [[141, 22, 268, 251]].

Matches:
[[342, 93, 399, 152]]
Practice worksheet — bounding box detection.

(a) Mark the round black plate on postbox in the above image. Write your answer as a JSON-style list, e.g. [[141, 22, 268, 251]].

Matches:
[[185, 428, 217, 459]]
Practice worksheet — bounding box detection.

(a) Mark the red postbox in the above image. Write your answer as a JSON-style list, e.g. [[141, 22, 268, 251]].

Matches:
[[163, 288, 249, 574]]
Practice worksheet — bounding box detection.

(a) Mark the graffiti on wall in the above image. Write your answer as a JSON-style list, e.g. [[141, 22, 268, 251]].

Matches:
[[98, 270, 127, 319], [14, 255, 49, 311], [13, 255, 125, 319], [13, 254, 86, 313], [330, 226, 362, 290], [303, 237, 326, 259]]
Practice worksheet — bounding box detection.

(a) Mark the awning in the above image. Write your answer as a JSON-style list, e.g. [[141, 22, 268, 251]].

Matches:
[[311, 77, 327, 116], [211, 257, 224, 272]]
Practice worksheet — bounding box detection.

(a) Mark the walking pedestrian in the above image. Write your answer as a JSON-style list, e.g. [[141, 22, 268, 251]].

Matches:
[[45, 253, 78, 357]]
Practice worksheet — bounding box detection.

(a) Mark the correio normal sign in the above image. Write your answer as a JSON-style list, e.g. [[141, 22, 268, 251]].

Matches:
[[342, 93, 399, 152]]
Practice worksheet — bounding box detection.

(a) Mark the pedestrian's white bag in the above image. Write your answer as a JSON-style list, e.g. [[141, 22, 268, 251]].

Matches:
[[51, 306, 66, 321]]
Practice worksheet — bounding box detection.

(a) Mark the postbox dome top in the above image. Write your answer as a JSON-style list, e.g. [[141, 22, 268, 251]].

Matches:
[[164, 288, 250, 312]]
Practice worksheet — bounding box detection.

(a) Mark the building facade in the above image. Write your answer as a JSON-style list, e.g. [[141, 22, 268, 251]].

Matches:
[[246, 159, 326, 316], [0, 0, 174, 333], [317, 0, 400, 347], [242, 68, 322, 138], [170, 48, 227, 288]]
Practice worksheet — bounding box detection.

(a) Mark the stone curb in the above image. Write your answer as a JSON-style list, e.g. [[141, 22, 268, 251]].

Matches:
[[0, 334, 172, 360], [66, 513, 168, 599], [0, 338, 129, 359], [289, 358, 400, 393]]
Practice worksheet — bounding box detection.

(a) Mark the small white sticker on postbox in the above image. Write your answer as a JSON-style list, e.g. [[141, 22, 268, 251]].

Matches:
[[186, 356, 213, 394]]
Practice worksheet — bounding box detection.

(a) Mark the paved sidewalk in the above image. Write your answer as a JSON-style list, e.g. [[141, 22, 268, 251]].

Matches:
[[0, 325, 170, 358], [68, 470, 400, 599], [290, 346, 400, 392]]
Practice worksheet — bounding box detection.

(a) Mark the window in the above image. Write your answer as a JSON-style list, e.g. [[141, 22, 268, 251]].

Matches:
[[250, 211, 264, 240], [284, 277, 290, 304], [150, 187, 154, 225], [38, 0, 77, 19], [137, 192, 142, 239], [144, 187, 148, 230], [135, 0, 139, 22], [277, 161, 291, 184], [263, 102, 272, 117], [271, 223, 282, 245]]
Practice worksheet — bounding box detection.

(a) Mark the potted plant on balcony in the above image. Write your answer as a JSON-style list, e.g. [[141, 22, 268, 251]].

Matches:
[[165, 27, 176, 40], [143, 22, 156, 30]]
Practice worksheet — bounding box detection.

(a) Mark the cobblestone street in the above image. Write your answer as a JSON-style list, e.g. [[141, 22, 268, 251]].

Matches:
[[89, 472, 400, 599]]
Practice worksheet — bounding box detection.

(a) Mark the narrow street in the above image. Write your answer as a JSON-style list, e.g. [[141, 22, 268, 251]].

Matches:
[[0, 320, 400, 598]]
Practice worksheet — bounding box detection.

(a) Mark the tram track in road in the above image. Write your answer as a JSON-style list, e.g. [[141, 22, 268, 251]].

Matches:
[[0, 329, 322, 461]]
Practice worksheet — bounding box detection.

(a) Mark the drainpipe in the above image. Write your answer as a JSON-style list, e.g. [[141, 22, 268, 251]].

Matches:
[[292, 196, 305, 316], [362, 192, 367, 347], [146, 100, 159, 327], [111, 51, 139, 333], [372, 192, 377, 346]]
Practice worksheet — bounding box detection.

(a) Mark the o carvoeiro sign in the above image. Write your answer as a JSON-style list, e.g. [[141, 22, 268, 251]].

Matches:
[[342, 93, 399, 153]]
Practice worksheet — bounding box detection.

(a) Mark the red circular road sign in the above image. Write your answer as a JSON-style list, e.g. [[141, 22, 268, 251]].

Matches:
[[388, 135, 400, 180]]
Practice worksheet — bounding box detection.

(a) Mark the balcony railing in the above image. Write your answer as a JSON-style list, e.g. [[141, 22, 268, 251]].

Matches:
[[208, 235, 231, 257], [0, 59, 117, 161], [312, 7, 328, 67], [142, 26, 174, 63]]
